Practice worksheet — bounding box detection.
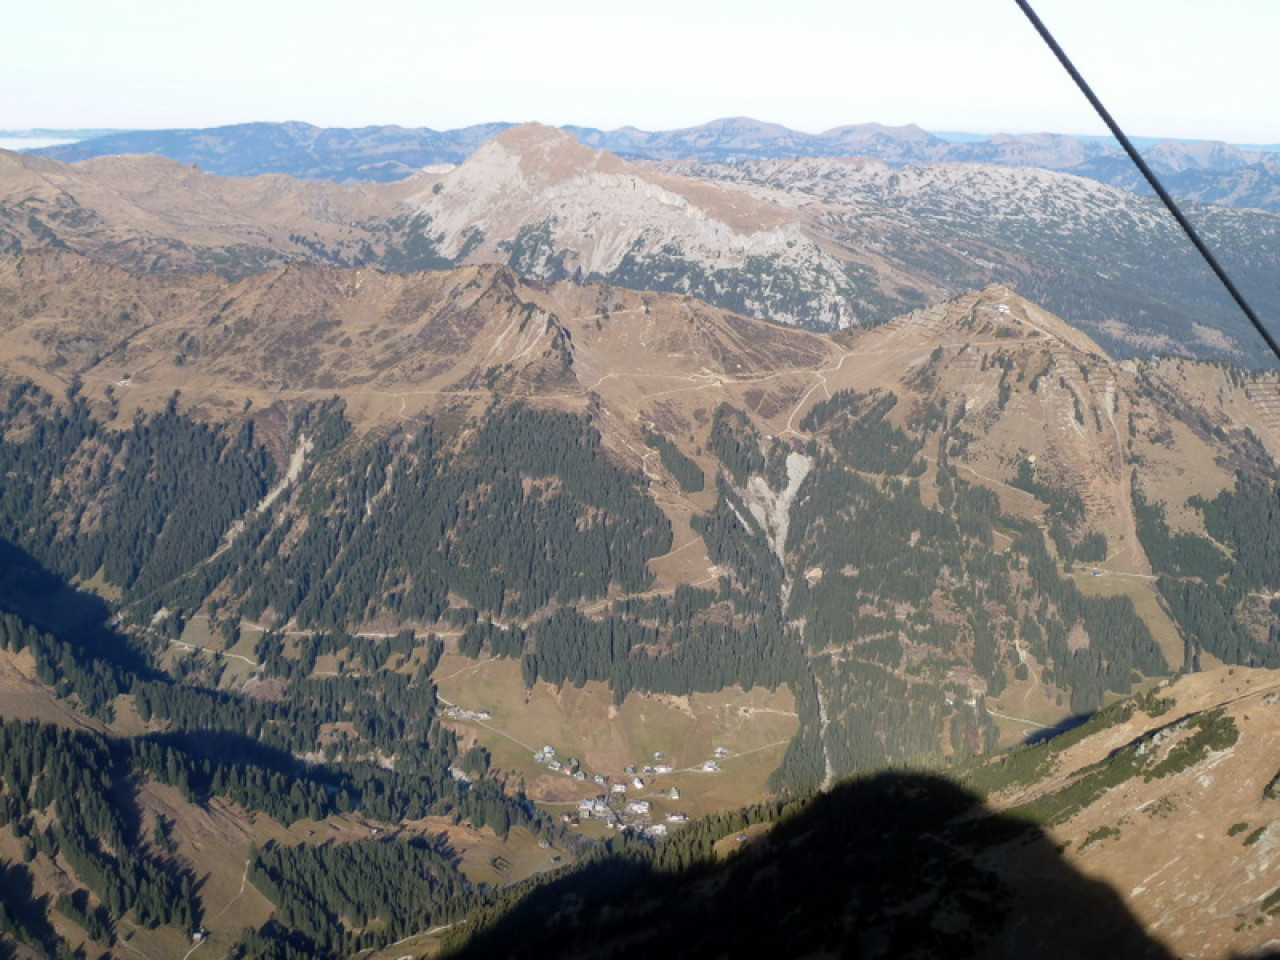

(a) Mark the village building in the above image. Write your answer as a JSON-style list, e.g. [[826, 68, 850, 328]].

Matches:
[[578, 796, 611, 818]]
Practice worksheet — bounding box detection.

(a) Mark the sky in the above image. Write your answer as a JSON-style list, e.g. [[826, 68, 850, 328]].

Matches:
[[5, 0, 1278, 143]]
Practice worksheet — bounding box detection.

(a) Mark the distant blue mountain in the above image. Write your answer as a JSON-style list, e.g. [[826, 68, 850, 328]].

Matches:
[[34, 121, 515, 182], [30, 118, 1280, 211]]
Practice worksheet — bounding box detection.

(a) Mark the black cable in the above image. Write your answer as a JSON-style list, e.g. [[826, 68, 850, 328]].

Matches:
[[1013, 0, 1280, 365]]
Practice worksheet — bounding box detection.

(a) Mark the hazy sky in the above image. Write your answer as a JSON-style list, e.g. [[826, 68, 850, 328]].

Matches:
[[6, 0, 1277, 142]]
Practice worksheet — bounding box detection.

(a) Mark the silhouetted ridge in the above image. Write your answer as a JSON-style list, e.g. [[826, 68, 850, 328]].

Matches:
[[446, 772, 1173, 960]]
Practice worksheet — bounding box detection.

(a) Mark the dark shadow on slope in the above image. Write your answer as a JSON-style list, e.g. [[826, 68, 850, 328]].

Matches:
[[448, 771, 1174, 960], [0, 534, 159, 682], [135, 728, 357, 816], [1022, 711, 1094, 745], [139, 728, 331, 781], [0, 859, 60, 958]]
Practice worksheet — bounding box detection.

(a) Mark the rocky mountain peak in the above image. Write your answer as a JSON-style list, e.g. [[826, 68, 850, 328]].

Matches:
[[486, 122, 623, 185]]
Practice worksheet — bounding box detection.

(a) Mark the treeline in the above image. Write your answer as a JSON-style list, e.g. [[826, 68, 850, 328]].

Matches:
[[0, 381, 675, 635], [1132, 484, 1229, 582], [226, 403, 671, 628], [246, 836, 480, 958], [0, 720, 200, 936], [708, 403, 767, 486], [1007, 518, 1166, 712], [692, 478, 784, 597], [1159, 579, 1280, 669], [1008, 454, 1114, 568], [643, 427, 704, 492], [1194, 472, 1280, 592], [517, 607, 799, 704], [1135, 471, 1280, 668], [800, 389, 924, 476], [1010, 455, 1085, 527], [0, 858, 72, 960], [0, 381, 276, 604]]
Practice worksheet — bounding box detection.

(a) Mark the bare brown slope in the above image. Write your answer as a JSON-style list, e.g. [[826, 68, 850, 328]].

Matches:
[[6, 255, 1280, 956], [8, 129, 1279, 361], [0, 249, 837, 429], [984, 667, 1280, 960], [4, 250, 1276, 537], [5, 252, 1278, 680], [445, 668, 1280, 960], [0, 148, 434, 275]]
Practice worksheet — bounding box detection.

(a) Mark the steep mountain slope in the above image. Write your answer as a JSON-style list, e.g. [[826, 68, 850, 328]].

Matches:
[[4, 251, 1278, 770], [398, 123, 866, 329], [669, 153, 1280, 360], [0, 250, 579, 408], [8, 130, 1280, 361], [3, 250, 1280, 957], [390, 125, 1280, 354], [388, 124, 1280, 355], [440, 667, 1280, 960], [982, 667, 1280, 959]]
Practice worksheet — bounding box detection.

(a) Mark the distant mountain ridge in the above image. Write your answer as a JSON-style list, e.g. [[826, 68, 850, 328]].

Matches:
[[8, 127, 1280, 362], [34, 120, 514, 183], [33, 117, 1280, 212]]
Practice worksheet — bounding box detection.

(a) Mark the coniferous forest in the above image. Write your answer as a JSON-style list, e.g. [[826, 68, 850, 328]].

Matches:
[[1, 324, 1278, 958]]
